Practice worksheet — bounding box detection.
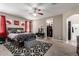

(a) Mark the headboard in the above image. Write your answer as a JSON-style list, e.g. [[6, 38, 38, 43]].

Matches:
[[8, 28, 23, 30], [7, 28, 24, 33]]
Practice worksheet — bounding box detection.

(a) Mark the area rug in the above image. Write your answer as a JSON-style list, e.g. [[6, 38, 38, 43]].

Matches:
[[4, 41, 52, 56]]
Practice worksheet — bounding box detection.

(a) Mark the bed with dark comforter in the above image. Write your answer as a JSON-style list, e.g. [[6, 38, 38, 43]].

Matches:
[[7, 27, 36, 48], [8, 33, 36, 42], [8, 32, 36, 48]]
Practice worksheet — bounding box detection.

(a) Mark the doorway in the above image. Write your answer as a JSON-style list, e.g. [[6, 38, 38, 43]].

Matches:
[[66, 14, 79, 46]]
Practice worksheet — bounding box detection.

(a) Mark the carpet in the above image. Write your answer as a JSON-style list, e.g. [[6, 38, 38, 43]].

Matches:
[[4, 41, 52, 56]]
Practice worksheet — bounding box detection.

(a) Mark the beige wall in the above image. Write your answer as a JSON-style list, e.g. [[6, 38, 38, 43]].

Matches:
[[32, 19, 47, 36], [68, 14, 79, 24], [53, 15, 63, 40], [32, 15, 63, 40]]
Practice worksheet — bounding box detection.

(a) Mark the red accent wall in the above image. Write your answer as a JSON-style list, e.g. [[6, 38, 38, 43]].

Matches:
[[0, 16, 7, 38]]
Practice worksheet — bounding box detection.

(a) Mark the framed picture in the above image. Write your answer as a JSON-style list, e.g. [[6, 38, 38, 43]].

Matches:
[[14, 20, 19, 25], [6, 20, 11, 24]]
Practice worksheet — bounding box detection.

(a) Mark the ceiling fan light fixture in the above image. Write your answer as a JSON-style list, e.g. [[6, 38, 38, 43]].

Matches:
[[33, 13, 37, 16], [38, 13, 43, 15]]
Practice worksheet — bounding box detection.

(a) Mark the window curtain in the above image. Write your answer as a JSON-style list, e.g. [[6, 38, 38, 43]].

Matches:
[[0, 16, 7, 38]]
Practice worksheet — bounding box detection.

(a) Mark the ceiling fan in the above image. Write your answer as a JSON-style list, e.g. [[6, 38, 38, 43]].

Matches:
[[32, 7, 43, 16]]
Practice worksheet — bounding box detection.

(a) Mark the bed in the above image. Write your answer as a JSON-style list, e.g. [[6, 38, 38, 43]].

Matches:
[[8, 28, 26, 41], [7, 28, 36, 48], [8, 28, 36, 41]]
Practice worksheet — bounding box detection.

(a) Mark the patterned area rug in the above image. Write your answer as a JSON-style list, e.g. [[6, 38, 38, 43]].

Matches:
[[4, 41, 52, 56]]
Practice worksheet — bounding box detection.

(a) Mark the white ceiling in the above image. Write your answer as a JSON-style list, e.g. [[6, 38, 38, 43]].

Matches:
[[0, 3, 79, 20]]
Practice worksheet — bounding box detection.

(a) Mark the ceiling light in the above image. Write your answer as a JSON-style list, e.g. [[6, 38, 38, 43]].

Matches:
[[33, 13, 37, 16], [46, 18, 53, 24]]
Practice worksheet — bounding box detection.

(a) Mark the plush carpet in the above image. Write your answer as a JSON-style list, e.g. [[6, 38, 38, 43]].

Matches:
[[4, 41, 52, 56]]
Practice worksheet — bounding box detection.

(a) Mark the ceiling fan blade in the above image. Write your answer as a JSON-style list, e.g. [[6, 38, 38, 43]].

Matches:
[[38, 13, 43, 15]]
